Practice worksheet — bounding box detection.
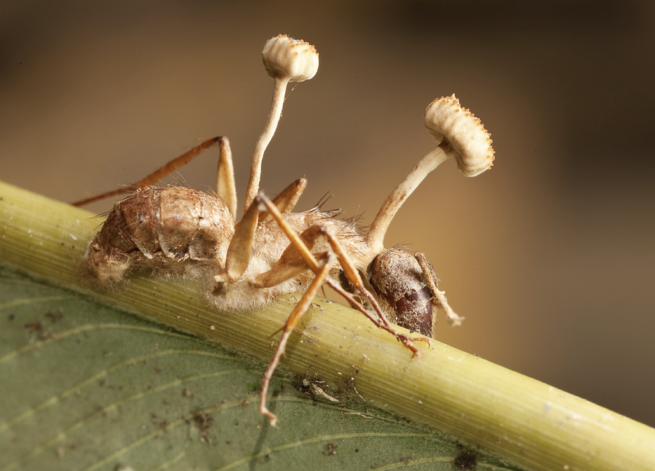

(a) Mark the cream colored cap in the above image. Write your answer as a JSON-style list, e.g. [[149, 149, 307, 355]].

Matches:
[[262, 35, 319, 82], [424, 95, 494, 177]]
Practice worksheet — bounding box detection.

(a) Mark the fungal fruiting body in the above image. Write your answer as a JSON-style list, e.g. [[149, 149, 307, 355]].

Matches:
[[261, 35, 319, 82], [77, 35, 495, 425], [424, 94, 494, 177]]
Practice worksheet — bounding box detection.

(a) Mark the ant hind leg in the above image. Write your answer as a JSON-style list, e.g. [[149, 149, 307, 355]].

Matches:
[[217, 177, 307, 284], [215, 137, 237, 219], [258, 193, 429, 355], [220, 196, 265, 282], [72, 136, 227, 207]]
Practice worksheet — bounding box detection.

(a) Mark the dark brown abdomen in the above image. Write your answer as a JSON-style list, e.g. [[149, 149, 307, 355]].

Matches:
[[83, 187, 234, 284]]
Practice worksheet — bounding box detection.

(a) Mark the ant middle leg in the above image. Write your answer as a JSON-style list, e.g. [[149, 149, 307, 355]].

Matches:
[[260, 252, 335, 426], [258, 178, 307, 223], [257, 193, 430, 354]]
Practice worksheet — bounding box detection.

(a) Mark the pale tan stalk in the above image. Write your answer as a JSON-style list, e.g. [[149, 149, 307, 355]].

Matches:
[[368, 147, 450, 254], [243, 76, 290, 212]]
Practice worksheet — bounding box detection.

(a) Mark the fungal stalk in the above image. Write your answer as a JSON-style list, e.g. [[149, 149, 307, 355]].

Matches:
[[243, 35, 319, 212], [367, 95, 495, 254]]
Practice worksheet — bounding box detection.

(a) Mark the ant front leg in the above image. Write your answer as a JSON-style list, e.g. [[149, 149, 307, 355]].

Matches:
[[414, 252, 465, 327], [258, 194, 429, 355], [260, 253, 335, 426], [324, 233, 431, 354]]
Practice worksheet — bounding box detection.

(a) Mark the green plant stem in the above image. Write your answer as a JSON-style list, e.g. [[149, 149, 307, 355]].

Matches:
[[1, 179, 654, 471]]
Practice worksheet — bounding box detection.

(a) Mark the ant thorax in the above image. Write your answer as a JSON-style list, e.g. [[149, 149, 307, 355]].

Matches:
[[235, 207, 371, 311], [75, 34, 494, 425]]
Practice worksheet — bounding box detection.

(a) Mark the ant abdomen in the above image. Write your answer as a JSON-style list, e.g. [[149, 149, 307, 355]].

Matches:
[[369, 248, 434, 337], [82, 186, 234, 284]]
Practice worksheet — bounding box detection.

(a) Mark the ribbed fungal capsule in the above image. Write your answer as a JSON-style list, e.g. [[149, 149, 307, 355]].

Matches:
[[424, 94, 495, 177], [262, 34, 319, 82]]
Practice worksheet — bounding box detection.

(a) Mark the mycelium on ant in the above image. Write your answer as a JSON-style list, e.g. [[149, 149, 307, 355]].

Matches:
[[75, 34, 495, 425]]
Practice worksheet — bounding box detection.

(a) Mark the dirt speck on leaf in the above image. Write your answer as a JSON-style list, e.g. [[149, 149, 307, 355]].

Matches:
[[453, 445, 477, 470], [192, 410, 214, 444], [45, 310, 63, 323], [323, 443, 337, 456]]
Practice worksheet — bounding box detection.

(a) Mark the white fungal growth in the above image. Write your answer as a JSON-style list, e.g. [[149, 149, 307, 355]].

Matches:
[[368, 95, 494, 254], [262, 34, 319, 82], [77, 36, 498, 426], [424, 95, 495, 177]]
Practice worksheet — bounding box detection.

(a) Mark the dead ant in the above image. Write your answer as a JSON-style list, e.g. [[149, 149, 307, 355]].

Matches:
[[74, 35, 494, 425]]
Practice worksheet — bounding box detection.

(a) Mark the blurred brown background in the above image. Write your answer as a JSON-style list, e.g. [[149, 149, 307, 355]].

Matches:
[[2, 1, 654, 426]]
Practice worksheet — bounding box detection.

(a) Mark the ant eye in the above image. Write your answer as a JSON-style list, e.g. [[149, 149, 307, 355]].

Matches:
[[369, 249, 433, 337]]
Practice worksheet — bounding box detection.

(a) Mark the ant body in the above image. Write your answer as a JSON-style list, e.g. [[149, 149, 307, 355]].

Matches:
[[75, 35, 494, 425]]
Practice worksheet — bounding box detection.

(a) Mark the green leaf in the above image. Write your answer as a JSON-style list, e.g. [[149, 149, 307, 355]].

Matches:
[[0, 266, 505, 471]]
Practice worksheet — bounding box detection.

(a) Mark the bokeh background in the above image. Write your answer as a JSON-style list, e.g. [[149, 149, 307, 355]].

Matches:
[[2, 1, 654, 427]]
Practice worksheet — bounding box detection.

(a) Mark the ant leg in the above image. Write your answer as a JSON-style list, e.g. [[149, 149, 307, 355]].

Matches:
[[252, 226, 324, 288], [258, 194, 429, 354], [221, 196, 265, 282], [325, 280, 424, 354], [254, 234, 408, 326], [415, 252, 464, 327], [215, 137, 237, 220], [258, 178, 307, 223], [219, 179, 308, 284], [72, 136, 224, 207], [261, 253, 335, 426], [323, 230, 430, 352], [258, 194, 321, 272]]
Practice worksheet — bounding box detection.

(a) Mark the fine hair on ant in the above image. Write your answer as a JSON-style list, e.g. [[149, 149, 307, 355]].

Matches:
[[75, 34, 495, 425]]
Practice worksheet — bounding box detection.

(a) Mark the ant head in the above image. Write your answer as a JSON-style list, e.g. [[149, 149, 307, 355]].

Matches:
[[368, 248, 433, 337]]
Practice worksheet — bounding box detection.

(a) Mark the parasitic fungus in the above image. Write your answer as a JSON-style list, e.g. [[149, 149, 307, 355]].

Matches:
[[366, 95, 494, 326], [367, 95, 494, 254], [243, 35, 319, 212], [424, 94, 494, 178]]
